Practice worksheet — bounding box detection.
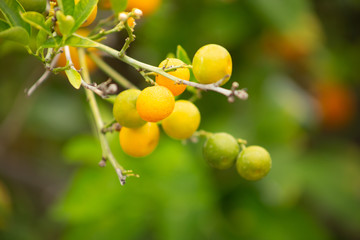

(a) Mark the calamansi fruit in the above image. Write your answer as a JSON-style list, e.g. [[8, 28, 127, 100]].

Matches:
[[162, 100, 200, 140], [203, 133, 239, 170], [113, 89, 146, 128], [236, 146, 272, 181], [98, 0, 111, 9], [126, 0, 161, 15], [17, 0, 46, 12], [192, 44, 232, 85], [156, 58, 189, 96], [136, 86, 175, 122], [75, 0, 98, 27], [119, 122, 160, 157]]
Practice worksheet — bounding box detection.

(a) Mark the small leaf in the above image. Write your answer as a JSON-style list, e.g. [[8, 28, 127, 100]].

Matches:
[[110, 0, 127, 14], [21, 12, 51, 35], [42, 36, 62, 48], [176, 45, 191, 65], [0, 26, 30, 45], [36, 17, 53, 49], [57, 0, 75, 16], [72, 0, 98, 32], [65, 35, 99, 48], [56, 11, 75, 37], [0, 0, 31, 34], [65, 68, 82, 89]]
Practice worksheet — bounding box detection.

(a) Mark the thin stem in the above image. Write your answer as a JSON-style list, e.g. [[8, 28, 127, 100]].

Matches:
[[88, 52, 138, 89], [78, 48, 129, 185], [118, 20, 135, 57], [26, 53, 61, 96]]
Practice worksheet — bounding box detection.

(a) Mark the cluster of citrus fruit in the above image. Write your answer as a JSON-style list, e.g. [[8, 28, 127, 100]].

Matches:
[[113, 44, 271, 181]]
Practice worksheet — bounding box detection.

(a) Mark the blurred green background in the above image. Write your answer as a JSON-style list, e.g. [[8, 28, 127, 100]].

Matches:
[[1, 0, 360, 239]]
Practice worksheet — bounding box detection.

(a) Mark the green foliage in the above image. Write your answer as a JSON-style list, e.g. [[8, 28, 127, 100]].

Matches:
[[110, 0, 127, 14], [65, 68, 82, 89]]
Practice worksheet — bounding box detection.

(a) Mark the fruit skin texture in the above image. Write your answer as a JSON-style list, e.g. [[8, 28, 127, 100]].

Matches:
[[155, 58, 189, 96], [75, 0, 97, 27], [192, 44, 232, 85], [17, 0, 46, 12], [126, 0, 161, 15], [113, 89, 146, 128], [236, 146, 272, 181], [136, 86, 175, 122], [162, 100, 200, 140], [203, 133, 240, 170], [119, 122, 160, 158]]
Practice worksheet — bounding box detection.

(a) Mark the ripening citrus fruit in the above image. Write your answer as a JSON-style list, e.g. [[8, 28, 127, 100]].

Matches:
[[203, 133, 239, 170], [113, 89, 146, 128], [192, 44, 232, 85], [162, 100, 200, 140], [126, 0, 161, 15], [119, 122, 160, 157], [75, 0, 97, 27], [17, 0, 46, 12], [57, 29, 98, 73], [156, 58, 189, 96], [236, 146, 272, 181], [136, 86, 175, 122]]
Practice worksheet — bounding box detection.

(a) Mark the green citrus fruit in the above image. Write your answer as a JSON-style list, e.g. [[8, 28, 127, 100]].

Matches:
[[203, 132, 240, 169], [162, 100, 200, 140], [113, 89, 146, 128], [236, 146, 272, 181], [192, 44, 232, 85], [17, 0, 46, 12]]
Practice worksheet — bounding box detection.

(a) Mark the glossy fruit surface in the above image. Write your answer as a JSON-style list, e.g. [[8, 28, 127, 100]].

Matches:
[[162, 100, 200, 140], [192, 44, 232, 85], [126, 0, 161, 15], [113, 89, 146, 128], [203, 132, 239, 170], [119, 122, 160, 157], [136, 86, 175, 122], [156, 58, 189, 96], [236, 146, 272, 181], [17, 0, 46, 12]]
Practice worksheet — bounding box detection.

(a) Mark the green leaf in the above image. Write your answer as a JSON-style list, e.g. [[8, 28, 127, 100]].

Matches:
[[56, 11, 75, 37], [21, 12, 51, 35], [176, 45, 191, 65], [36, 17, 53, 49], [110, 0, 127, 14], [0, 26, 29, 45], [0, 19, 10, 31], [65, 35, 99, 48], [0, 0, 31, 34], [72, 0, 98, 32], [42, 36, 62, 48], [65, 68, 82, 89], [57, 0, 75, 16]]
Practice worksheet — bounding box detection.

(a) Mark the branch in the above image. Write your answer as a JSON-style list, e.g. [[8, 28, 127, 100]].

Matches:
[[78, 48, 137, 185], [96, 43, 249, 101]]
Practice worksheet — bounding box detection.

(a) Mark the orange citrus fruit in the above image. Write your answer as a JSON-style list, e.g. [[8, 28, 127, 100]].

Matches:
[[136, 86, 175, 122], [156, 58, 189, 96], [119, 122, 160, 157], [75, 0, 97, 27], [126, 0, 161, 15]]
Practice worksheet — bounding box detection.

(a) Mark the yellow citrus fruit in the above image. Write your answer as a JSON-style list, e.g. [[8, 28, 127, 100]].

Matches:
[[162, 100, 200, 140], [113, 89, 147, 128], [136, 86, 175, 122], [119, 122, 160, 157], [192, 44, 232, 85], [126, 0, 161, 15], [75, 0, 98, 27], [156, 58, 189, 96], [236, 146, 272, 181]]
